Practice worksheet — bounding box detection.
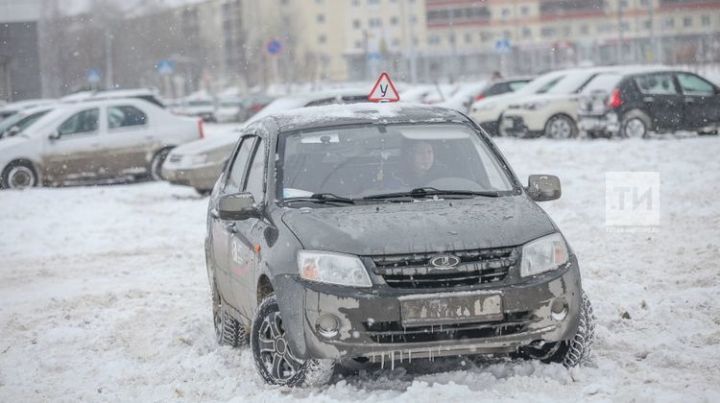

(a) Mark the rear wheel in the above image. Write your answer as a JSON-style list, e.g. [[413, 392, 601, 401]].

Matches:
[[251, 295, 335, 387], [1, 160, 38, 190], [620, 111, 651, 139], [212, 281, 247, 347], [544, 115, 578, 139]]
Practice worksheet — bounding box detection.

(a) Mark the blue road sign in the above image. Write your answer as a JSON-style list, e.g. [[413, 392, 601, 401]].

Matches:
[[87, 68, 101, 84], [495, 38, 512, 54], [267, 39, 283, 55], [157, 60, 175, 75]]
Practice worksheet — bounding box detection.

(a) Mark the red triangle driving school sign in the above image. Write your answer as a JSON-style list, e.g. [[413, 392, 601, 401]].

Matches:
[[368, 72, 400, 103]]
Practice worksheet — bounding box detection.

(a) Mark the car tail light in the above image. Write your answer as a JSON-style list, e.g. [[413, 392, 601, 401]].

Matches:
[[474, 93, 485, 101], [197, 119, 205, 139], [608, 88, 623, 109]]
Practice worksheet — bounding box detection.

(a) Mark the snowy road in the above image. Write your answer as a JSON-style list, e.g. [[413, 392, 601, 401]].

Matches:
[[1, 137, 719, 402]]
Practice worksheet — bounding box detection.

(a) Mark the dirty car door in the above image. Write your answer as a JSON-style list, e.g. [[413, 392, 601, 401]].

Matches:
[[633, 73, 682, 131], [227, 136, 267, 317], [101, 104, 152, 176], [213, 135, 257, 317], [42, 107, 102, 182]]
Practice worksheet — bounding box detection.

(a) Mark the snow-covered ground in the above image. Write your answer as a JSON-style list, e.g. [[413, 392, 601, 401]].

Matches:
[[1, 136, 719, 402]]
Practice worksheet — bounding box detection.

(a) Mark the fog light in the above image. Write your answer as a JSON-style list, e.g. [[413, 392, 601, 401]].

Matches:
[[316, 314, 340, 339], [551, 298, 568, 321]]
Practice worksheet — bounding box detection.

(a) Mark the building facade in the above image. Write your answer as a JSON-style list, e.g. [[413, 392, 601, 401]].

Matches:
[[0, 0, 43, 101]]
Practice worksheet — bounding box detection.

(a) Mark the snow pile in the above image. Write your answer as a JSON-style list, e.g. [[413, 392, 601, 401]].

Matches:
[[1, 137, 720, 401]]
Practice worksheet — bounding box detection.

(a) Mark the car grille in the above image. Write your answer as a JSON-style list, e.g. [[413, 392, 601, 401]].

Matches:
[[369, 247, 517, 289], [363, 311, 532, 343]]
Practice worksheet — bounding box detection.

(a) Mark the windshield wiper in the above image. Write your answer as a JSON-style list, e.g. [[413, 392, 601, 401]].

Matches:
[[363, 187, 500, 200], [285, 193, 356, 204]]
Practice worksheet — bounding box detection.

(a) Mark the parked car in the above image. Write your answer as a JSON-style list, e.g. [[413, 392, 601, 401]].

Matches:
[[0, 105, 56, 139], [205, 103, 594, 387], [162, 89, 368, 194], [499, 66, 662, 138], [0, 98, 203, 189], [178, 98, 217, 123], [61, 89, 165, 108], [578, 69, 720, 138], [440, 78, 532, 114], [237, 94, 276, 122], [469, 69, 574, 136], [0, 99, 57, 122], [215, 96, 244, 123]]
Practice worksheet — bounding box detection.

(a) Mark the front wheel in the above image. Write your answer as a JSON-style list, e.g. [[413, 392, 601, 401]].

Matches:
[[1, 160, 39, 190], [251, 295, 335, 387], [520, 291, 595, 368]]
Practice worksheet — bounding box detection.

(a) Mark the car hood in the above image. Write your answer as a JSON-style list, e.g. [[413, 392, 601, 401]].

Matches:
[[281, 195, 556, 256], [171, 133, 239, 156], [0, 135, 29, 151]]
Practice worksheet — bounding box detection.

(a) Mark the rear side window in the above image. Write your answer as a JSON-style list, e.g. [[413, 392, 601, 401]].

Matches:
[[634, 73, 678, 95], [676, 73, 715, 96], [484, 83, 510, 96], [225, 136, 256, 194], [108, 105, 147, 129], [58, 108, 99, 136]]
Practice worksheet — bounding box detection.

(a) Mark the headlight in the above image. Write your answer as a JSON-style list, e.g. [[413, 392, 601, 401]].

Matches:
[[522, 100, 550, 110], [298, 251, 372, 287], [520, 233, 569, 277]]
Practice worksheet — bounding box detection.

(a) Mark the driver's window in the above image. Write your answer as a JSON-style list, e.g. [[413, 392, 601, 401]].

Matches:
[[224, 136, 256, 194], [58, 108, 99, 137]]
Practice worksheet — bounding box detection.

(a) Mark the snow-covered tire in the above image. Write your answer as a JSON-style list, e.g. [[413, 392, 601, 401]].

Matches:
[[547, 291, 595, 367], [544, 114, 579, 139], [620, 111, 651, 139], [150, 148, 173, 181], [212, 282, 247, 347], [1, 160, 38, 190], [251, 295, 335, 387]]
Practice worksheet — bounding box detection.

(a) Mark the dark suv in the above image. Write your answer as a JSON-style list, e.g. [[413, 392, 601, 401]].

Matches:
[[578, 69, 720, 138], [205, 104, 594, 386]]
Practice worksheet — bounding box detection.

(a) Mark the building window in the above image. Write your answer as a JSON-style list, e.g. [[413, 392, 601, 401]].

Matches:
[[683, 17, 692, 27], [368, 17, 382, 27], [317, 14, 325, 23], [501, 8, 511, 19], [368, 0, 380, 5], [522, 27, 532, 38], [580, 25, 589, 35], [702, 15, 710, 26], [318, 34, 326, 44], [541, 27, 556, 38], [521, 6, 529, 15], [390, 16, 399, 25], [353, 19, 361, 29], [465, 33, 472, 43], [664, 18, 674, 28], [428, 35, 440, 45], [354, 40, 363, 49]]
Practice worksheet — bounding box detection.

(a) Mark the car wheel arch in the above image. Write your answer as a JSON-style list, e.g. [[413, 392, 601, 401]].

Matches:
[[2, 158, 43, 188], [257, 274, 274, 305]]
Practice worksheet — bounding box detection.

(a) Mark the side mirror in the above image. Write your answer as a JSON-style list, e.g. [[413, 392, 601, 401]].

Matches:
[[527, 175, 561, 202], [218, 192, 260, 220], [48, 131, 61, 141]]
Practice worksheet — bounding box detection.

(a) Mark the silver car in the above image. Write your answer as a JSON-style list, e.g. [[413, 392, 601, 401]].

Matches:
[[0, 98, 202, 189]]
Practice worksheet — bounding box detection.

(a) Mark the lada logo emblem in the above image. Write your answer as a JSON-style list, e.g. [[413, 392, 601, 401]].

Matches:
[[429, 254, 461, 269]]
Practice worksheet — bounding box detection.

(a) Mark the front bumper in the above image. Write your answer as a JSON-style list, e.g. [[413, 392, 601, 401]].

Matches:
[[162, 160, 222, 191], [578, 112, 619, 137], [500, 114, 544, 138], [274, 259, 582, 362]]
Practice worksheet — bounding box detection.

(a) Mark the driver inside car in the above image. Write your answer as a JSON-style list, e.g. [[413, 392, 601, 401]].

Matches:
[[385, 140, 448, 189]]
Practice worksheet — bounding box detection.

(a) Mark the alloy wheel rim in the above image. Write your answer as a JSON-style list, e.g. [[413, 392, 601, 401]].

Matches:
[[8, 166, 35, 189], [258, 311, 304, 381], [626, 118, 646, 138], [550, 118, 572, 138]]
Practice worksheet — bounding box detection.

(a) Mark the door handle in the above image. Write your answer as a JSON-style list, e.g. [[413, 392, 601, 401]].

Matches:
[[643, 97, 654, 102]]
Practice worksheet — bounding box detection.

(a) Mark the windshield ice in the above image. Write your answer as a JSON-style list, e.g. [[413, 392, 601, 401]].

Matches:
[[280, 123, 514, 200]]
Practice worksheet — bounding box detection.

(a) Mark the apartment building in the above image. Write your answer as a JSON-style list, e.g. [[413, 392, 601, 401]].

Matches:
[[0, 0, 43, 101]]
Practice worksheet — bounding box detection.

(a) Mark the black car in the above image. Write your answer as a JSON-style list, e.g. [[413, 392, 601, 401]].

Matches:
[[578, 69, 720, 138], [206, 103, 594, 386]]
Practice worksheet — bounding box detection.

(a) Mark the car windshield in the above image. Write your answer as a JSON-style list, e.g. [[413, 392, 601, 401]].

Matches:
[[0, 109, 50, 137], [279, 123, 515, 201]]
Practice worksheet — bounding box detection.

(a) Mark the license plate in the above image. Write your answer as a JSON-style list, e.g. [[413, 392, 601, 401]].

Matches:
[[399, 292, 503, 327]]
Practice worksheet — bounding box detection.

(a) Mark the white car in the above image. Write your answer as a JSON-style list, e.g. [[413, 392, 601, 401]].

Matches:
[[469, 69, 579, 136], [0, 99, 57, 121], [0, 98, 202, 189], [500, 65, 669, 138], [61, 89, 165, 108], [162, 88, 368, 194]]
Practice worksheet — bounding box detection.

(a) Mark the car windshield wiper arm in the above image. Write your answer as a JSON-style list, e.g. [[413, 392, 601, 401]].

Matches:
[[285, 193, 356, 204], [363, 187, 500, 200]]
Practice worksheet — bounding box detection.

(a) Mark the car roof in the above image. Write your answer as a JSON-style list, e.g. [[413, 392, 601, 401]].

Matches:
[[61, 88, 159, 103], [262, 103, 466, 133]]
